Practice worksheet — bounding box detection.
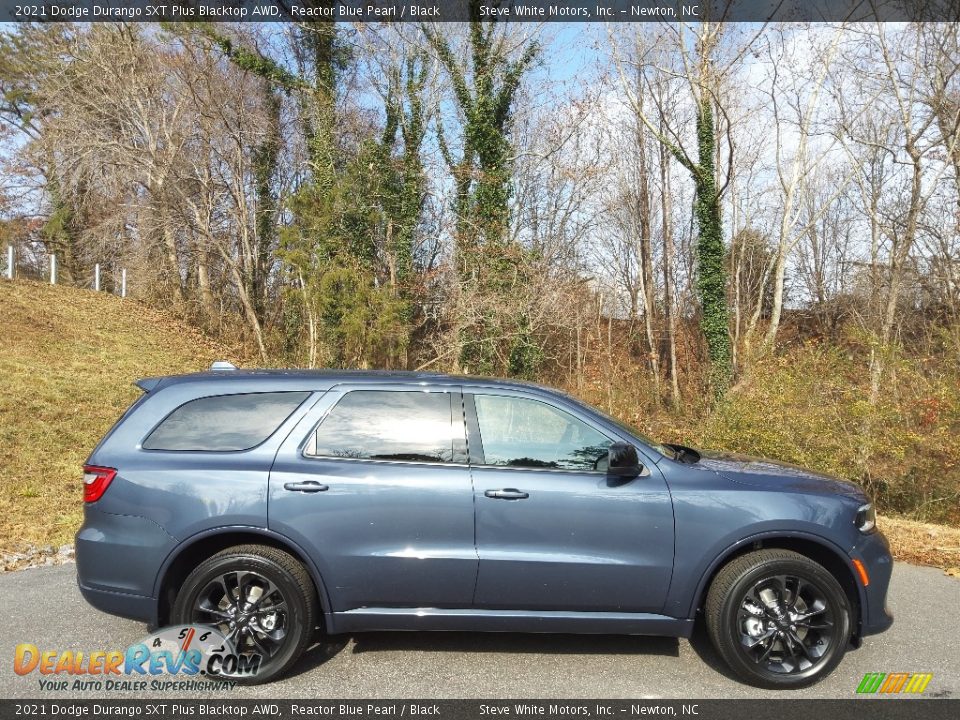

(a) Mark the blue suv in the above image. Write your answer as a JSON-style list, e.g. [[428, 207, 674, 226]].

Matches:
[[76, 364, 893, 687]]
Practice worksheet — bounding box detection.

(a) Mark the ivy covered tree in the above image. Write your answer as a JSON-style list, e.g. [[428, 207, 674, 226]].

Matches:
[[174, 13, 428, 368], [424, 4, 541, 376], [614, 22, 734, 394], [691, 92, 733, 391]]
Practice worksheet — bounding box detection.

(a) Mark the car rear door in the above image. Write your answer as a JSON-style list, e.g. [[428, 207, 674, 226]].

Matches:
[[466, 388, 675, 613], [268, 384, 477, 611]]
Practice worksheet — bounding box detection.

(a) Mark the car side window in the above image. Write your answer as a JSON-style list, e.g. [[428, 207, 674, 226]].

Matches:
[[473, 394, 612, 471], [306, 390, 455, 463], [142, 391, 311, 451]]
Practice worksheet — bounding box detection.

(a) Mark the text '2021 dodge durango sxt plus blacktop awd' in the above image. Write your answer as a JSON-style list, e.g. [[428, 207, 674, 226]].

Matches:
[[76, 364, 893, 687]]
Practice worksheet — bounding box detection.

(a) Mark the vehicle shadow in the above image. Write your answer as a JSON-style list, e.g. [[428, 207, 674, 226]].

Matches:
[[282, 629, 681, 681], [284, 635, 351, 678], [684, 618, 740, 683], [346, 631, 680, 657]]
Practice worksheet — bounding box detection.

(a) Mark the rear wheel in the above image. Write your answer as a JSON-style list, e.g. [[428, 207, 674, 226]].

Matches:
[[705, 549, 851, 688], [172, 544, 317, 684]]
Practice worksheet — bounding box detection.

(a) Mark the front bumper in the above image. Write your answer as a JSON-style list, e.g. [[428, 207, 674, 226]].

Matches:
[[851, 529, 894, 636]]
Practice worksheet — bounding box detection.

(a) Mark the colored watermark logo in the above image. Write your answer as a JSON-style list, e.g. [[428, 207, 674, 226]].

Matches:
[[856, 672, 933, 694], [14, 625, 261, 691]]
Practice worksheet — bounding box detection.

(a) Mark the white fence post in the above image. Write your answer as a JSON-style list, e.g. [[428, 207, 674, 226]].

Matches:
[[5, 245, 11, 280], [50, 255, 57, 285], [94, 263, 100, 291], [121, 269, 127, 298]]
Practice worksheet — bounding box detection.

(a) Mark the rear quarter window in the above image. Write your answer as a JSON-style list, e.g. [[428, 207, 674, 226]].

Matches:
[[142, 391, 311, 451]]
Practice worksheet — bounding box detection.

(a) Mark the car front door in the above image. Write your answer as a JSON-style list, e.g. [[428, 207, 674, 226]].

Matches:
[[467, 389, 675, 613], [269, 385, 477, 611]]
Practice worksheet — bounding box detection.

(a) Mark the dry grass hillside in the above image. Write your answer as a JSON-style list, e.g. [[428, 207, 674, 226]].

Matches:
[[0, 279, 956, 573], [0, 280, 243, 555]]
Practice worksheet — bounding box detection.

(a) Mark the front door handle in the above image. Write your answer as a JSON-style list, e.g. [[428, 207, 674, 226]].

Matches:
[[484, 488, 529, 500], [284, 481, 329, 493]]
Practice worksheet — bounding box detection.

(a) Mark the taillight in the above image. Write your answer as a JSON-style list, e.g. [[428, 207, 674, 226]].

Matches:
[[83, 465, 117, 503]]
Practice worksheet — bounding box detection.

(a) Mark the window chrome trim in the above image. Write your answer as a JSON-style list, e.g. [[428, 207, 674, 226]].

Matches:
[[467, 462, 651, 477], [299, 454, 470, 468]]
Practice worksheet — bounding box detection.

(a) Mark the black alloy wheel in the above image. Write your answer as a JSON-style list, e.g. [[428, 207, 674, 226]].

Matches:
[[736, 573, 836, 674], [172, 544, 317, 684], [706, 549, 852, 688], [194, 569, 290, 659]]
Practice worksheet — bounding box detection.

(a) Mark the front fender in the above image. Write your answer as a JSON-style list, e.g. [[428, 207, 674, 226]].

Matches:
[[660, 466, 866, 620], [675, 526, 867, 623]]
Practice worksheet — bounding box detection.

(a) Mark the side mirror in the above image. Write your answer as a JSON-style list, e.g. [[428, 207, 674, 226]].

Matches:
[[607, 442, 642, 480]]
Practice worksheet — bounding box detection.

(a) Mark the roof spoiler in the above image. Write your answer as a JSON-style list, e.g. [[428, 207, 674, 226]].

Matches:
[[135, 361, 237, 393], [135, 377, 163, 393]]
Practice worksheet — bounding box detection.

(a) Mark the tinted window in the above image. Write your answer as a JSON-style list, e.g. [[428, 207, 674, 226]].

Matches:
[[474, 395, 612, 470], [143, 392, 310, 451], [307, 391, 454, 463]]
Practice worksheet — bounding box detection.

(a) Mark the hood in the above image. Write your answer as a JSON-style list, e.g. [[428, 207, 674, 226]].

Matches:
[[694, 448, 868, 502]]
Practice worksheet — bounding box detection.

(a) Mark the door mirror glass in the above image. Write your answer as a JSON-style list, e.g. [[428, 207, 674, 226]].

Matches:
[[607, 442, 642, 479]]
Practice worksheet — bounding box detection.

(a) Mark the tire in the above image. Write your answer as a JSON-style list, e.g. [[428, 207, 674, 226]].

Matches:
[[705, 549, 851, 689], [171, 544, 318, 685]]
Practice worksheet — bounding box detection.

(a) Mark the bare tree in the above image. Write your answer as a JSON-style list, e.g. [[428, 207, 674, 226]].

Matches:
[[839, 24, 960, 405], [609, 21, 768, 391], [747, 25, 851, 354]]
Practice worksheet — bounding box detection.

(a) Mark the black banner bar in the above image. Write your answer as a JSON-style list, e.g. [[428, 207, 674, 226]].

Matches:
[[2, 700, 958, 720], [1, 0, 959, 23]]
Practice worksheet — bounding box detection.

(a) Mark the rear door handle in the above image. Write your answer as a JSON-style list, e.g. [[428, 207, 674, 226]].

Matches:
[[284, 481, 329, 493], [484, 488, 529, 500]]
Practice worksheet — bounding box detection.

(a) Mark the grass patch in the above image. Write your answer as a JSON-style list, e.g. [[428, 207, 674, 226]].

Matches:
[[879, 514, 960, 573], [700, 343, 960, 526], [0, 280, 240, 554]]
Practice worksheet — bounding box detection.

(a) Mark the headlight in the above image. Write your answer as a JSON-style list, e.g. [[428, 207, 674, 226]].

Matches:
[[855, 503, 877, 533]]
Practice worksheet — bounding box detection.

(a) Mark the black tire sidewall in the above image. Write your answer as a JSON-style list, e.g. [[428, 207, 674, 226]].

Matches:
[[172, 552, 310, 684], [719, 558, 851, 688]]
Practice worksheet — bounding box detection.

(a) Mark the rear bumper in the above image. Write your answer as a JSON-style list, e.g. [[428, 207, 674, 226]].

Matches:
[[852, 530, 894, 636], [75, 507, 173, 624], [77, 579, 156, 624]]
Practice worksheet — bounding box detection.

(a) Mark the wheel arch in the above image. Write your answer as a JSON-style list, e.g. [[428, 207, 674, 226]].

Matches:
[[691, 531, 865, 639], [152, 526, 332, 630]]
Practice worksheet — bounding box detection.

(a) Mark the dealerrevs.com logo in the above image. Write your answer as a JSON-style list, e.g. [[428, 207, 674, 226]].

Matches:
[[14, 625, 260, 691], [856, 672, 934, 695]]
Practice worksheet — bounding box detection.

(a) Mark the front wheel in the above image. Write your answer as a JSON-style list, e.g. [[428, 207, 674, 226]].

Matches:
[[705, 549, 852, 688], [171, 544, 318, 684]]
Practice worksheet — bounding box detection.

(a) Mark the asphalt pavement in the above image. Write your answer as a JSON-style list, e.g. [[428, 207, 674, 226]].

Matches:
[[1, 562, 956, 699]]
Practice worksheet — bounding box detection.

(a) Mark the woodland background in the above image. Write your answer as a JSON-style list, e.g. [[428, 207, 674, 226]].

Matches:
[[1, 14, 959, 528]]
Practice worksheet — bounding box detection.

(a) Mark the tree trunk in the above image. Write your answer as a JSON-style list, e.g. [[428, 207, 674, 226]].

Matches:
[[694, 97, 732, 392], [634, 93, 660, 402], [659, 141, 681, 410], [252, 88, 281, 326], [230, 261, 268, 362], [868, 144, 923, 407], [764, 245, 788, 349], [157, 198, 184, 303], [196, 249, 217, 326]]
